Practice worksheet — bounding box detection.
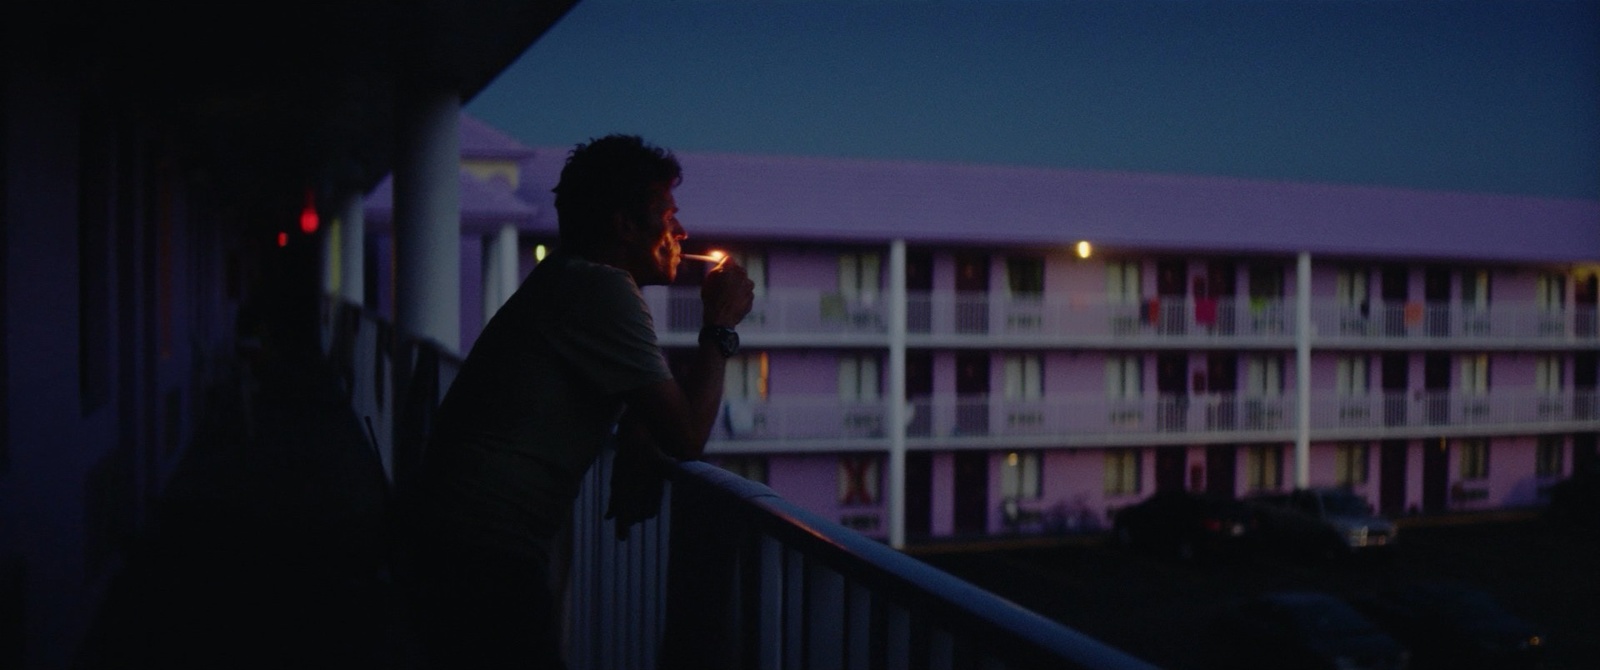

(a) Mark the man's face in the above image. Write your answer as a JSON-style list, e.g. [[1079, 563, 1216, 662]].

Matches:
[[625, 185, 685, 286]]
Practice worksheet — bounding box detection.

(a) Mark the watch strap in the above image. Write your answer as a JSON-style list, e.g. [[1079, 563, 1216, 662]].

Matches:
[[699, 325, 740, 358]]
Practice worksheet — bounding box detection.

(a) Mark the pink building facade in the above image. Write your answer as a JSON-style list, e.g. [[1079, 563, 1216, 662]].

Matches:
[[361, 116, 1600, 544]]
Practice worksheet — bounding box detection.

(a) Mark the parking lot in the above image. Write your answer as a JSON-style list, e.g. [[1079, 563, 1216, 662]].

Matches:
[[916, 512, 1598, 670]]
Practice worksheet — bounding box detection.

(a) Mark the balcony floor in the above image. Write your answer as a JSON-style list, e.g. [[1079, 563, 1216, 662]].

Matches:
[[74, 346, 421, 669]]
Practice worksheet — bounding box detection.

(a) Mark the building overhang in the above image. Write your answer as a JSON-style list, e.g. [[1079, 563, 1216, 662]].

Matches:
[[28, 0, 577, 236]]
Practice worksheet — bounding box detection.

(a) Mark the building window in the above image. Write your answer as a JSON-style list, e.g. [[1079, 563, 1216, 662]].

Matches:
[[838, 454, 883, 506], [1535, 355, 1564, 395], [839, 252, 882, 305], [1536, 272, 1565, 313], [1246, 355, 1284, 398], [1459, 439, 1489, 481], [725, 353, 769, 401], [838, 354, 880, 402], [1245, 445, 1283, 492], [728, 250, 767, 298], [1248, 264, 1284, 300], [1461, 269, 1490, 309], [718, 456, 769, 485], [1006, 256, 1045, 297], [1106, 261, 1141, 305], [1104, 449, 1141, 496], [1004, 354, 1042, 401], [1458, 354, 1490, 397], [1335, 356, 1370, 397], [1001, 451, 1042, 500], [1004, 354, 1044, 429], [1335, 267, 1369, 309], [1536, 436, 1564, 479], [1335, 443, 1370, 486], [1105, 355, 1142, 425], [1106, 355, 1142, 399]]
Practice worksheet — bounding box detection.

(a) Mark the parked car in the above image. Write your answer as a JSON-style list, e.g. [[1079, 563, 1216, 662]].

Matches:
[[1204, 591, 1410, 670], [1247, 487, 1396, 561], [1348, 580, 1545, 670], [1110, 490, 1257, 561], [1545, 467, 1600, 530]]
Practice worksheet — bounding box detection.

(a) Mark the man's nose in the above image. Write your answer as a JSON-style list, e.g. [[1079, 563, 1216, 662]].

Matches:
[[671, 219, 686, 238]]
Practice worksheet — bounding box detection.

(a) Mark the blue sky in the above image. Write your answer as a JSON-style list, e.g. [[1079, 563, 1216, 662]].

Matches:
[[466, 0, 1600, 200]]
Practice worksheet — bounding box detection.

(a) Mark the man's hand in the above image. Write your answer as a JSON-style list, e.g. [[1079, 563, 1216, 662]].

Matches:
[[701, 260, 754, 328], [605, 420, 675, 540]]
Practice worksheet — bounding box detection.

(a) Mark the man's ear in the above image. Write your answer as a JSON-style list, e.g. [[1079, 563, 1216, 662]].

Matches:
[[611, 210, 643, 244]]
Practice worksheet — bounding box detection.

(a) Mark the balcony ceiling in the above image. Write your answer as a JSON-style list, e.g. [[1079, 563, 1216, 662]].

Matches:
[[61, 0, 578, 228]]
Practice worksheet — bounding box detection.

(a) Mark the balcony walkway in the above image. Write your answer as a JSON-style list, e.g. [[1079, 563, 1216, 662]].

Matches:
[[74, 343, 420, 669], [72, 305, 1157, 670]]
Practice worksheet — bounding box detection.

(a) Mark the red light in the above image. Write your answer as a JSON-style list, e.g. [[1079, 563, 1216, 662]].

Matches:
[[299, 188, 319, 234], [277, 232, 288, 247]]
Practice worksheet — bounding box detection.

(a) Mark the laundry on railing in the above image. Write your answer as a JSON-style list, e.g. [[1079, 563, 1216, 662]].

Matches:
[[1404, 301, 1425, 327], [1194, 297, 1218, 326]]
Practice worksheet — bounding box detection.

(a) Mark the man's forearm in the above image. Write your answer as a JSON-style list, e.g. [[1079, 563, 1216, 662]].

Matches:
[[671, 340, 728, 460]]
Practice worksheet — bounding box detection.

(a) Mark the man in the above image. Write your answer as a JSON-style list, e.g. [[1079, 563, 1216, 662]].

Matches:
[[402, 134, 754, 668]]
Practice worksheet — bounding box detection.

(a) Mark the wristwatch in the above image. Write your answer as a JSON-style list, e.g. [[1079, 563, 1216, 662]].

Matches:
[[699, 325, 740, 358]]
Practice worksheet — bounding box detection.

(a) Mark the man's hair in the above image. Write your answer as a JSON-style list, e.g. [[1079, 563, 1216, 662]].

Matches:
[[552, 134, 682, 252]]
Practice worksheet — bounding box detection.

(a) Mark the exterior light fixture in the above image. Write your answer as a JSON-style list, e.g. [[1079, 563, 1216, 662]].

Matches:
[[1075, 241, 1092, 259], [299, 188, 319, 234]]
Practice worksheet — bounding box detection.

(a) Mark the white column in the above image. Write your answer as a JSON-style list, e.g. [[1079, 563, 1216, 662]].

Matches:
[[887, 239, 908, 548], [338, 191, 365, 306], [482, 222, 519, 321], [393, 88, 461, 354], [1295, 251, 1312, 488]]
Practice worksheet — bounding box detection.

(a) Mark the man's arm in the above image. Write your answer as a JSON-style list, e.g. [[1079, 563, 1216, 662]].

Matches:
[[621, 260, 753, 460]]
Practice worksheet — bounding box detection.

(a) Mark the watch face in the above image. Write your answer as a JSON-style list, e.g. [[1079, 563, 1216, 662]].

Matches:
[[703, 326, 739, 357]]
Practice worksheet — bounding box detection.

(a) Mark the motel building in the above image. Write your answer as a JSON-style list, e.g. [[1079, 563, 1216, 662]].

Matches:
[[355, 113, 1600, 547]]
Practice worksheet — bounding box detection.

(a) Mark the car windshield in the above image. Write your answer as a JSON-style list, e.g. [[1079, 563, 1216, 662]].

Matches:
[[1290, 602, 1377, 636], [1322, 492, 1371, 516], [1404, 586, 1502, 621]]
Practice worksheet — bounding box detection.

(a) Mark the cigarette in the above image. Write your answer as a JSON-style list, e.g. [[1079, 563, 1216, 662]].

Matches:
[[682, 253, 726, 263]]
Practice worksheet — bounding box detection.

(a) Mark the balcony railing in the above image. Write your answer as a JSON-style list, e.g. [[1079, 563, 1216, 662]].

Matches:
[[646, 287, 889, 340], [1312, 302, 1596, 343], [707, 389, 1600, 449], [1310, 390, 1600, 432], [570, 450, 1160, 670], [322, 297, 1156, 670], [914, 293, 1298, 343], [642, 287, 1598, 347]]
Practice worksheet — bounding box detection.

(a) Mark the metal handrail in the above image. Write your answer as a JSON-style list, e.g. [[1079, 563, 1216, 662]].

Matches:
[[662, 460, 1159, 670], [569, 444, 1158, 670]]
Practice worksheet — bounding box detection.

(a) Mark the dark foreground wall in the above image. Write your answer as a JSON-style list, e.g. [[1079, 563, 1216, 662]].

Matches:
[[2, 23, 244, 668]]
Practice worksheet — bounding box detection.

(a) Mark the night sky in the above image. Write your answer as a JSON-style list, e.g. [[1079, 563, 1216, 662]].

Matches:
[[466, 0, 1600, 201]]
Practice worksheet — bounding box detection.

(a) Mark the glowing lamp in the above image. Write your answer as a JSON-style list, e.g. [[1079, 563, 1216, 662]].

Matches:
[[1075, 241, 1092, 259], [299, 188, 319, 234], [277, 232, 288, 247]]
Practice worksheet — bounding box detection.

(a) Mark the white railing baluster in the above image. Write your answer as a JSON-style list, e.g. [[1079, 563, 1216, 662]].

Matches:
[[886, 605, 912, 670], [757, 535, 785, 670], [806, 564, 846, 670], [847, 582, 872, 670], [784, 547, 805, 670], [930, 627, 956, 670]]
